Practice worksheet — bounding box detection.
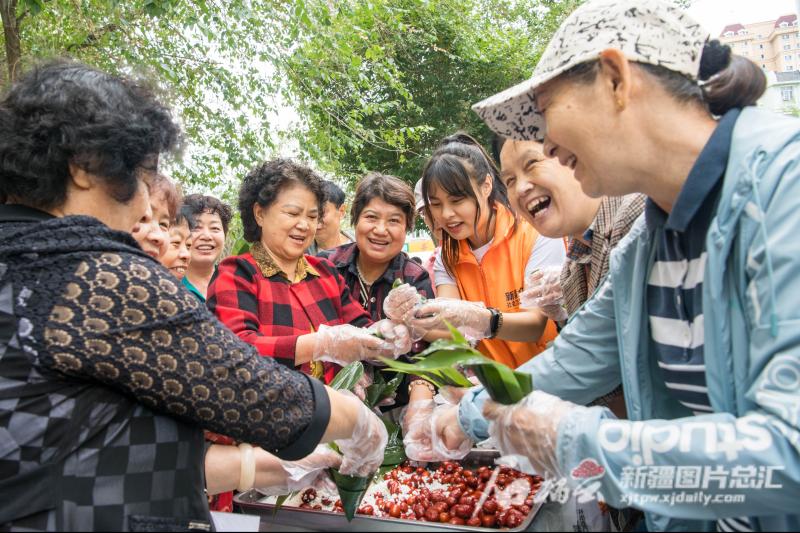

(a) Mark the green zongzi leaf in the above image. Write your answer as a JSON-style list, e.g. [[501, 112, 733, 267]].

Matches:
[[329, 469, 369, 521], [380, 321, 534, 404], [329, 361, 364, 392]]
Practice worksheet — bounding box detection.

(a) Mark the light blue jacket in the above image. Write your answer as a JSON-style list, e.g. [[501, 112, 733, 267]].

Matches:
[[459, 107, 800, 531]]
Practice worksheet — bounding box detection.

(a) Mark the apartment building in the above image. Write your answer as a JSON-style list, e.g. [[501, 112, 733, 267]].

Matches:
[[720, 14, 800, 72]]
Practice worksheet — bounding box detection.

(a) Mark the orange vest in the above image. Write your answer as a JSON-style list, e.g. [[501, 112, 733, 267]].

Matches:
[[452, 204, 558, 369]]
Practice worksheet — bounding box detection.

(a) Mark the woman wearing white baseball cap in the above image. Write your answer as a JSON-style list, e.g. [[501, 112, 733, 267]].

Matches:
[[452, 0, 799, 531]]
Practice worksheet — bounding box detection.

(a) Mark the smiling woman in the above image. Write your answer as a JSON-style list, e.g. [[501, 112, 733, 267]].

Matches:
[[208, 159, 413, 385], [385, 133, 564, 370], [182, 194, 233, 300], [318, 173, 434, 411]]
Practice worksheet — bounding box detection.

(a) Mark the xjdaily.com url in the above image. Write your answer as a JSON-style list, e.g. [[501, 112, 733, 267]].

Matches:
[[620, 492, 746, 507]]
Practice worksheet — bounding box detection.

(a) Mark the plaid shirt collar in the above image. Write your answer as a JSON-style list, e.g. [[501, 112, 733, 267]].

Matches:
[[566, 236, 593, 263], [566, 195, 626, 264], [251, 241, 320, 281]]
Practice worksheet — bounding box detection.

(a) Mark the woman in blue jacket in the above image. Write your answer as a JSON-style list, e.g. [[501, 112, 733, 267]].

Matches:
[[446, 0, 800, 530]]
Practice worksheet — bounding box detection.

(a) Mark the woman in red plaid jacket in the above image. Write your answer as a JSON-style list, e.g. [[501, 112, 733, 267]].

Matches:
[[208, 159, 413, 385]]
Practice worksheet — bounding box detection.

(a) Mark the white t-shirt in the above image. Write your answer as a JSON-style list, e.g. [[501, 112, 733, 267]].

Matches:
[[433, 235, 566, 288]]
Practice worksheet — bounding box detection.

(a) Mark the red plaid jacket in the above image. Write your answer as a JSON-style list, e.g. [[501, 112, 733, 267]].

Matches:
[[208, 244, 371, 383]]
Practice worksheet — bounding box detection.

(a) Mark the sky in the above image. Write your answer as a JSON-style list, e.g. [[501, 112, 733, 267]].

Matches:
[[688, 0, 797, 36]]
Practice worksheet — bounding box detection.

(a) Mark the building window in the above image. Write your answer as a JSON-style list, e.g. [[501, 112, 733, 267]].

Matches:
[[782, 87, 794, 101], [785, 44, 792, 50], [787, 65, 795, 71], [784, 34, 791, 40], [760, 43, 765, 49], [786, 54, 793, 61], [761, 54, 766, 59], [724, 30, 734, 37], [780, 21, 789, 28]]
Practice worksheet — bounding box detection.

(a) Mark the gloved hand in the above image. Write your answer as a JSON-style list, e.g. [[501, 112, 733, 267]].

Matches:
[[401, 399, 436, 462], [483, 390, 585, 478], [334, 391, 388, 477], [353, 372, 372, 402], [250, 445, 342, 497], [272, 445, 343, 493], [368, 319, 412, 355], [407, 298, 491, 342], [312, 324, 400, 365], [520, 267, 568, 322], [431, 402, 473, 460], [383, 283, 424, 323], [401, 389, 473, 462]]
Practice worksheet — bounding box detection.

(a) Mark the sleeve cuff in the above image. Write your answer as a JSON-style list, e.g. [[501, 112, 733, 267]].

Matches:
[[271, 335, 301, 360], [457, 386, 490, 442], [271, 375, 331, 461]]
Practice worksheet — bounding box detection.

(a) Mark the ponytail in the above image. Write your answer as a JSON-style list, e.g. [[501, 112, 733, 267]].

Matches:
[[699, 40, 766, 116]]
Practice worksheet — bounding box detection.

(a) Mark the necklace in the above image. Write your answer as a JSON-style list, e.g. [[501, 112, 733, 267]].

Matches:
[[355, 261, 374, 307]]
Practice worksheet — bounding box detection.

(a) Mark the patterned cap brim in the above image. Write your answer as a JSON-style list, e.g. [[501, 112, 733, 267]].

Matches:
[[472, 56, 596, 142]]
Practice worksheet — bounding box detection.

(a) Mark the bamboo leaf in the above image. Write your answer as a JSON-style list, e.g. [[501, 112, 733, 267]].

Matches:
[[445, 321, 469, 345], [329, 361, 364, 392], [364, 371, 404, 408]]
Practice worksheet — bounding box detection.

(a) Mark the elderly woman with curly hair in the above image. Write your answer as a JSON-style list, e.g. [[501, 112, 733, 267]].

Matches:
[[208, 159, 412, 385], [0, 61, 388, 531]]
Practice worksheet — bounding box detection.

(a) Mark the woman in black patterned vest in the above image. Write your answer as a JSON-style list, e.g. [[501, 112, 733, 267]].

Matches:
[[0, 60, 387, 531]]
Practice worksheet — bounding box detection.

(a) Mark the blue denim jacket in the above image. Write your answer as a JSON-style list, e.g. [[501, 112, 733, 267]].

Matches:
[[458, 107, 800, 532]]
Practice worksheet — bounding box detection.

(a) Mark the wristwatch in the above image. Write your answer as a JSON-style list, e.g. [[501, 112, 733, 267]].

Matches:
[[487, 307, 503, 339]]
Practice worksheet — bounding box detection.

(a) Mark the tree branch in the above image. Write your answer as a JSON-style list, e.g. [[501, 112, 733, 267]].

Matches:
[[66, 21, 121, 51]]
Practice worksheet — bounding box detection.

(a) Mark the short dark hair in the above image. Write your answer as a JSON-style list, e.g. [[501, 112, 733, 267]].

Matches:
[[351, 172, 416, 231], [0, 60, 180, 210], [321, 180, 346, 208], [175, 204, 197, 230], [182, 194, 233, 235], [490, 134, 507, 167], [238, 159, 324, 243]]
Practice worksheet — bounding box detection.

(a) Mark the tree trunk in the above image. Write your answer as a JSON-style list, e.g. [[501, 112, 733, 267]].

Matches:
[[0, 0, 21, 84]]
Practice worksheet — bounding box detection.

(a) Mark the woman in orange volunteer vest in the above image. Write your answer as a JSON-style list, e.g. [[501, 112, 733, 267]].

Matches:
[[386, 133, 564, 369]]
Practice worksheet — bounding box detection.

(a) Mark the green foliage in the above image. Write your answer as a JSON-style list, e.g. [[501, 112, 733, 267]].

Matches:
[[281, 0, 584, 188], [3, 0, 301, 193], [2, 0, 586, 199]]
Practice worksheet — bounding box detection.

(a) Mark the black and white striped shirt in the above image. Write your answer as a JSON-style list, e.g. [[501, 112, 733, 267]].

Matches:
[[645, 109, 751, 533]]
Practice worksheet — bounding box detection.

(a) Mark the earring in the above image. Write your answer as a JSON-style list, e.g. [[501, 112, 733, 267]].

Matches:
[[616, 98, 624, 110]]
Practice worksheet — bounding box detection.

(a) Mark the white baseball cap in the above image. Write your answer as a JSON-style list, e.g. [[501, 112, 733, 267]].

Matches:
[[472, 0, 709, 141]]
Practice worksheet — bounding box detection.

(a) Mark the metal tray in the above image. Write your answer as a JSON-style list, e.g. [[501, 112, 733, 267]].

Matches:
[[234, 450, 543, 532]]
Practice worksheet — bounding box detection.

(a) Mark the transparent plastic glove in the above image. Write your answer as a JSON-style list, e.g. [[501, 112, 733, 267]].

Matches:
[[312, 324, 397, 365], [401, 399, 436, 462], [520, 267, 568, 322], [353, 368, 397, 406], [483, 390, 586, 478], [383, 283, 423, 323], [369, 319, 412, 356], [334, 390, 388, 477], [278, 445, 343, 492], [353, 372, 372, 402], [407, 298, 491, 342], [431, 402, 473, 460]]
